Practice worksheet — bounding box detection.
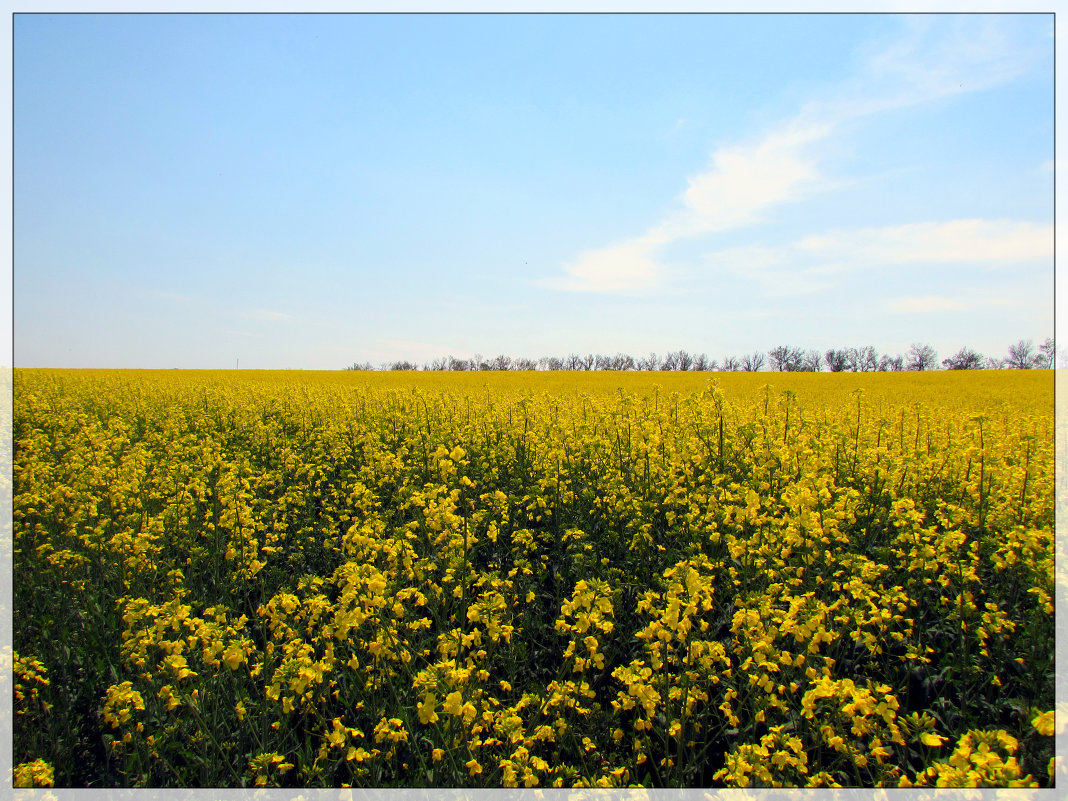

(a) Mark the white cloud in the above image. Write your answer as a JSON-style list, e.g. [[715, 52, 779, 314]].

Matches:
[[546, 123, 830, 293], [540, 236, 664, 293], [545, 16, 1048, 295], [666, 120, 832, 239]]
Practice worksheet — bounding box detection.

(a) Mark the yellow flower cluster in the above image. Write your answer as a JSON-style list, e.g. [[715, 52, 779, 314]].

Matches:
[[903, 729, 1038, 787], [13, 758, 55, 788], [102, 681, 146, 731], [13, 652, 52, 714], [556, 575, 614, 672]]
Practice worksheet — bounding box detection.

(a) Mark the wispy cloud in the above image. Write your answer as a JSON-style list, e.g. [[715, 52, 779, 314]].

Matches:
[[796, 219, 1052, 269], [887, 295, 968, 314], [853, 14, 1044, 108], [886, 294, 1018, 315], [543, 16, 1047, 295], [704, 218, 1052, 297], [545, 119, 831, 294]]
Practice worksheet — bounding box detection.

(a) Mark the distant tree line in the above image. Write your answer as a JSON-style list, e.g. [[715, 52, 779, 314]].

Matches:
[[345, 338, 1055, 373]]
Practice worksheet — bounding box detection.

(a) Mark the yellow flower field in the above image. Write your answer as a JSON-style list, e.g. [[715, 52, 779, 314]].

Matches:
[[12, 368, 1056, 787]]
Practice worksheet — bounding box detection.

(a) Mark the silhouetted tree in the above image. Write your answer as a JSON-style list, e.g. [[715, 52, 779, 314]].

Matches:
[[660, 351, 679, 371], [741, 352, 766, 372], [1005, 340, 1039, 369], [855, 346, 879, 372], [638, 352, 660, 371], [906, 343, 938, 371], [769, 345, 804, 372], [878, 354, 904, 371], [692, 353, 715, 371], [368, 338, 1058, 375], [942, 346, 985, 370], [825, 349, 849, 372], [1039, 337, 1055, 369]]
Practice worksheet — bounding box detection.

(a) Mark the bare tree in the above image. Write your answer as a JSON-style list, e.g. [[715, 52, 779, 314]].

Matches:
[[878, 354, 904, 371], [612, 352, 636, 371], [802, 350, 822, 372], [514, 357, 537, 371], [1038, 337, 1055, 369], [741, 352, 766, 372], [840, 346, 877, 372], [824, 349, 849, 372], [906, 343, 938, 371], [844, 348, 862, 372], [942, 346, 985, 370], [489, 354, 513, 371], [448, 355, 471, 371], [638, 352, 661, 371], [540, 356, 564, 371], [769, 345, 804, 372], [1005, 340, 1038, 369], [692, 353, 715, 371], [594, 354, 613, 371], [856, 346, 879, 372], [660, 351, 680, 371], [722, 356, 740, 372]]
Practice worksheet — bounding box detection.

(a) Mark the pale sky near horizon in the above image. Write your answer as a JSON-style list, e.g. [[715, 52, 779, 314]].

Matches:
[[12, 12, 1056, 370]]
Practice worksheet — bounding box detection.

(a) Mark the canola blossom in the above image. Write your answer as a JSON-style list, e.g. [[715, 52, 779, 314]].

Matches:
[[12, 368, 1056, 787]]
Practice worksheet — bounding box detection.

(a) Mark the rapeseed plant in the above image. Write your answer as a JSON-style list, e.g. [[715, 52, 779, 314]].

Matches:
[[12, 368, 1055, 787]]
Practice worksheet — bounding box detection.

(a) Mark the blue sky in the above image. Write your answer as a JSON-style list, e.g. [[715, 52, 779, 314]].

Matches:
[[12, 12, 1055, 369]]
